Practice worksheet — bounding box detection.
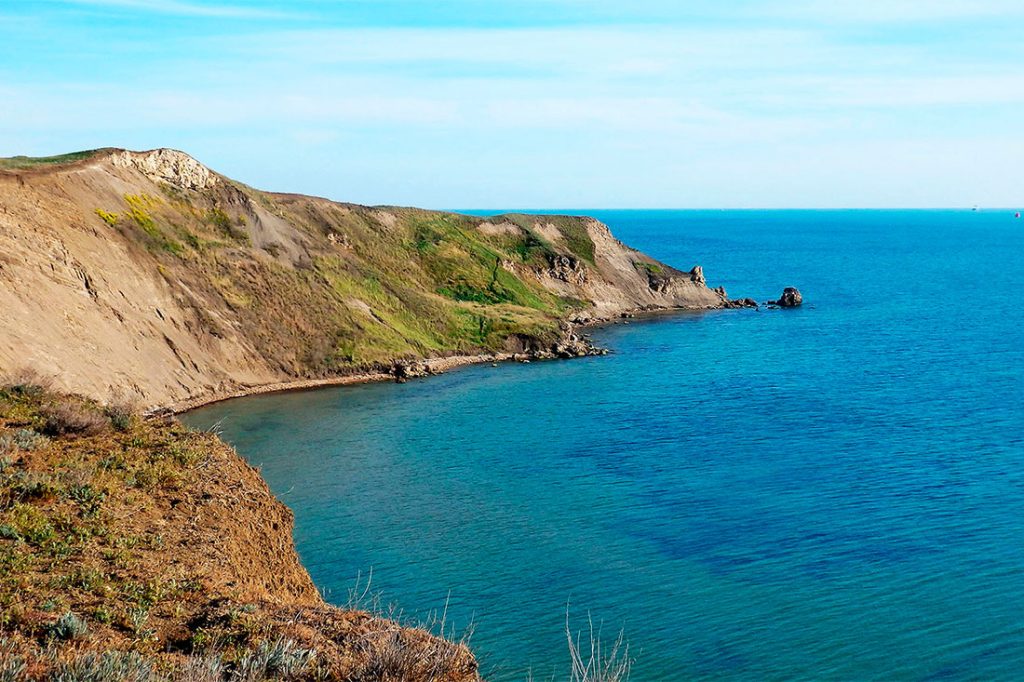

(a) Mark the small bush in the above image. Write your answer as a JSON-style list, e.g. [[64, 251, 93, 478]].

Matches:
[[53, 651, 154, 682], [128, 607, 153, 639], [39, 402, 108, 436], [7, 503, 54, 545], [68, 483, 106, 516], [6, 470, 59, 502], [0, 429, 50, 455], [0, 637, 27, 682], [13, 429, 50, 451], [232, 638, 315, 681], [94, 209, 120, 227], [0, 369, 52, 398], [105, 402, 135, 432], [47, 611, 88, 641], [179, 654, 224, 682]]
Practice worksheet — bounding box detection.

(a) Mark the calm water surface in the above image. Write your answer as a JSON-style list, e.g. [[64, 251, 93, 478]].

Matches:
[[185, 210, 1024, 680]]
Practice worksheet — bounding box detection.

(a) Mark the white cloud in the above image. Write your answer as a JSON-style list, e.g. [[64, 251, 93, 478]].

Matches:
[[4, 6, 1023, 206], [754, 0, 1024, 23], [43, 0, 295, 19]]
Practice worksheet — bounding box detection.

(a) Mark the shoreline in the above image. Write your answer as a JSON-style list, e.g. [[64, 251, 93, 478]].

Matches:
[[169, 303, 736, 415], [167, 352, 516, 415]]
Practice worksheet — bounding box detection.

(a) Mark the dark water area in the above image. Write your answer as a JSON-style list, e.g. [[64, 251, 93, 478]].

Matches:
[[185, 210, 1024, 680]]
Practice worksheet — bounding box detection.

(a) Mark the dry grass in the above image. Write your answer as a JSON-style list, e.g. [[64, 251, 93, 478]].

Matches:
[[0, 385, 479, 681], [38, 401, 109, 437], [565, 610, 632, 682], [344, 571, 479, 681]]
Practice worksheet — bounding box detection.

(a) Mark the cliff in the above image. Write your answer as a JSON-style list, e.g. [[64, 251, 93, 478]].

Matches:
[[0, 380, 477, 680], [0, 148, 731, 411]]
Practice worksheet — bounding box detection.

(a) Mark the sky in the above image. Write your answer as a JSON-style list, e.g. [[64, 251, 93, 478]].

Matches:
[[1, 1, 1022, 208]]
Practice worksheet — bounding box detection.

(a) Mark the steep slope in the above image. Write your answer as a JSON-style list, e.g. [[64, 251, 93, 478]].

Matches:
[[0, 149, 732, 409], [0, 381, 477, 680]]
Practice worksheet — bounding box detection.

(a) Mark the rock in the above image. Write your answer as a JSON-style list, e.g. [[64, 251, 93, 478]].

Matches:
[[110, 149, 219, 191], [724, 298, 759, 309], [690, 266, 706, 286], [545, 253, 587, 285], [553, 329, 596, 358], [390, 360, 431, 383], [769, 287, 803, 307]]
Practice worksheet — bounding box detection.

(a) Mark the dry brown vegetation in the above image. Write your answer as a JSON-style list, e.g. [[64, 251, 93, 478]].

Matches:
[[0, 377, 478, 681]]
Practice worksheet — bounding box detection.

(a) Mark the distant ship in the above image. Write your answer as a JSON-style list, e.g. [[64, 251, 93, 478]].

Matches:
[[1016, 212, 1021, 219]]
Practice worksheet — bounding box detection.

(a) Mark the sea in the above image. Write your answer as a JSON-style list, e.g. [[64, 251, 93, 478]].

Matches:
[[184, 210, 1024, 680]]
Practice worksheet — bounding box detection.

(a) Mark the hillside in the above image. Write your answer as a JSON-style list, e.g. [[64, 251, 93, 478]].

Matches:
[[0, 148, 737, 411], [0, 379, 477, 680]]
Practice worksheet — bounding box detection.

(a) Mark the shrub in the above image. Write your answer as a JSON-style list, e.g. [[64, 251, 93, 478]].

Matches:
[[13, 429, 50, 451], [6, 471, 59, 502], [232, 638, 315, 681], [179, 654, 224, 682], [68, 483, 106, 515], [128, 607, 153, 639], [0, 369, 52, 398], [7, 503, 54, 545], [0, 429, 51, 454], [94, 209, 120, 227], [104, 402, 135, 432], [206, 208, 248, 242], [47, 611, 88, 641], [52, 651, 155, 682], [39, 401, 108, 436], [0, 638, 26, 682]]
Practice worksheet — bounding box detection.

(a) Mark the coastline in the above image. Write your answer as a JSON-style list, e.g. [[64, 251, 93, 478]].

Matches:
[[169, 303, 735, 415], [168, 351, 516, 414]]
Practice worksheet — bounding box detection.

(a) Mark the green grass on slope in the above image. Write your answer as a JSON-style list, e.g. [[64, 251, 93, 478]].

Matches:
[[500, 213, 597, 264], [82, 178, 588, 374], [0, 150, 105, 171], [410, 214, 554, 309]]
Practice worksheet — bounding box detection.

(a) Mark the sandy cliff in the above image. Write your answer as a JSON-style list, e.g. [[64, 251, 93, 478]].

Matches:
[[0, 149, 730, 410]]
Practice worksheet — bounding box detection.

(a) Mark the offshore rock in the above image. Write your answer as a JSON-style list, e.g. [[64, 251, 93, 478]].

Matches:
[[770, 287, 803, 307]]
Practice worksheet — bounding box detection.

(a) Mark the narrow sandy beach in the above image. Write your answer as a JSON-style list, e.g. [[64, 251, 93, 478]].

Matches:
[[168, 351, 517, 414]]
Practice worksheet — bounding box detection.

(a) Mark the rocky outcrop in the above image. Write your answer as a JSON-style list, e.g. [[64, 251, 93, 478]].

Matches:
[[110, 148, 220, 191], [769, 287, 803, 307], [390, 359, 433, 383], [546, 253, 587, 285]]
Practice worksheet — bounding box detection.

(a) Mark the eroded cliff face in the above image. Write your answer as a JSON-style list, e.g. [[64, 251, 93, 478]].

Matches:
[[0, 148, 729, 409]]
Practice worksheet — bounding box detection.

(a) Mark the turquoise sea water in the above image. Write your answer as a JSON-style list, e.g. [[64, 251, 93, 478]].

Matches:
[[185, 210, 1024, 680]]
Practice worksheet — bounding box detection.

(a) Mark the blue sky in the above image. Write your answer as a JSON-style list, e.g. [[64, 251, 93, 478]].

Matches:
[[2, 1, 1022, 208]]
